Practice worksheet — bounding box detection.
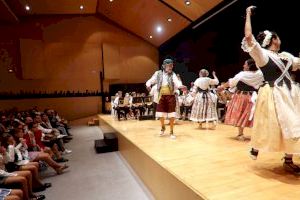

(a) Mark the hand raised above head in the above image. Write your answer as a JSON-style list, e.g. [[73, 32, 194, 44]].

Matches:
[[246, 6, 256, 16]]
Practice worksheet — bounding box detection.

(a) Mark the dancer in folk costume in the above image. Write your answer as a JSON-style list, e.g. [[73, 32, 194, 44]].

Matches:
[[221, 59, 264, 141], [243, 6, 300, 175], [190, 69, 219, 129], [146, 59, 186, 139]]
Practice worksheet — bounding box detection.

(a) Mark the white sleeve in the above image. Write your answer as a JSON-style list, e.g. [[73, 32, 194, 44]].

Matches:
[[241, 36, 269, 67], [292, 56, 300, 71], [228, 72, 242, 88], [191, 79, 199, 94], [113, 97, 119, 106], [209, 77, 219, 85], [146, 71, 158, 87], [280, 52, 300, 71], [149, 86, 155, 96], [38, 124, 52, 134], [172, 73, 183, 88], [6, 145, 15, 162]]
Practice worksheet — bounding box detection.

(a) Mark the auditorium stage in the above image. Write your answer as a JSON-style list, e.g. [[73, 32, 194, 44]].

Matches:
[[98, 114, 300, 200]]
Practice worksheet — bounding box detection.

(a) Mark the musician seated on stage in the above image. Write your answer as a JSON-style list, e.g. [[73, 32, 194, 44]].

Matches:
[[113, 93, 130, 121], [216, 84, 233, 122], [131, 94, 147, 119], [143, 96, 154, 116], [179, 90, 193, 120]]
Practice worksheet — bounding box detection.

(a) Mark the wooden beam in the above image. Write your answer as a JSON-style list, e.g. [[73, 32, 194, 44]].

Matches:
[[0, 0, 19, 23]]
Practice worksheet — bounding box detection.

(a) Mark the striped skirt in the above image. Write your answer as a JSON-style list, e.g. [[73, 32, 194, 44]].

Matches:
[[224, 92, 253, 128], [190, 92, 218, 122]]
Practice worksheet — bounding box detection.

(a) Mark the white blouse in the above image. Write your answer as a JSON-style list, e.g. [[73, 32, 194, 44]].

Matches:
[[241, 36, 300, 71], [192, 77, 219, 92], [229, 70, 264, 89]]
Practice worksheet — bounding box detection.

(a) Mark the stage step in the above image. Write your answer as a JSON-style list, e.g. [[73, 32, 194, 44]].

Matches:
[[95, 132, 118, 153], [87, 118, 100, 126]]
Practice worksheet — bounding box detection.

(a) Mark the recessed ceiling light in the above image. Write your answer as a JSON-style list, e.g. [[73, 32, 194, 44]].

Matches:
[[79, 5, 84, 10], [185, 0, 191, 6], [8, 69, 13, 73], [156, 26, 162, 33], [167, 18, 172, 22], [25, 5, 31, 11], [109, 0, 114, 2], [149, 35, 153, 39]]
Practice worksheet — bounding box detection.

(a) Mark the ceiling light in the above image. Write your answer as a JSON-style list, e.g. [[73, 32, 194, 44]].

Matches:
[[8, 69, 13, 73], [79, 5, 84, 10], [149, 35, 153, 39], [185, 0, 191, 6], [25, 5, 31, 11], [109, 0, 114, 2], [156, 26, 162, 33], [167, 18, 172, 22]]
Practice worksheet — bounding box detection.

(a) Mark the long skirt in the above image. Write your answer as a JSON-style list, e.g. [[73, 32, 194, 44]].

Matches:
[[190, 92, 218, 122], [251, 84, 300, 153], [224, 92, 253, 128]]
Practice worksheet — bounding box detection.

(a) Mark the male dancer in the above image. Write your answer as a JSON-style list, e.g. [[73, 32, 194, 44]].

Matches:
[[146, 59, 186, 139]]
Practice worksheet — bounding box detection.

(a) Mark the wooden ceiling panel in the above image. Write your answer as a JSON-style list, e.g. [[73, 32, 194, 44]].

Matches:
[[162, 0, 223, 21], [0, 0, 19, 23], [6, 0, 98, 16], [97, 0, 191, 46]]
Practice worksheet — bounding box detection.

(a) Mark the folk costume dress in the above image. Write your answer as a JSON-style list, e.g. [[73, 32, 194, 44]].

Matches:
[[242, 36, 300, 153], [190, 77, 219, 122], [224, 70, 264, 128], [146, 70, 182, 119]]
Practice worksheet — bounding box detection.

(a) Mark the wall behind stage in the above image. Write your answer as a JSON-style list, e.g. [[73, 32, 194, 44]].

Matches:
[[0, 15, 158, 119]]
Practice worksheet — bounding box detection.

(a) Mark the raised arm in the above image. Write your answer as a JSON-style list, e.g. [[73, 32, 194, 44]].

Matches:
[[209, 71, 219, 85], [242, 6, 268, 67], [244, 6, 255, 45]]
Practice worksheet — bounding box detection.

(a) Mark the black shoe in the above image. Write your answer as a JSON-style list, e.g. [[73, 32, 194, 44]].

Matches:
[[283, 162, 300, 175], [31, 194, 46, 200], [64, 136, 73, 140], [33, 186, 46, 192], [55, 157, 69, 163], [249, 148, 259, 160], [44, 182, 52, 188]]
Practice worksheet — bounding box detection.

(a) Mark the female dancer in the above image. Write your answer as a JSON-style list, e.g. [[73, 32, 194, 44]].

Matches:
[[221, 59, 263, 140], [243, 6, 300, 175], [190, 69, 219, 129]]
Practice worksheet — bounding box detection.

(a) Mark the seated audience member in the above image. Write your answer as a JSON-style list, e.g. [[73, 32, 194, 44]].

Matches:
[[25, 123, 69, 174], [0, 143, 45, 200], [2, 133, 51, 192], [34, 115, 71, 154]]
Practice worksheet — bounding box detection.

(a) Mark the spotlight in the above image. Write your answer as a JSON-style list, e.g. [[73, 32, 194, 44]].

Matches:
[[25, 5, 31, 11], [185, 0, 191, 6], [156, 26, 162, 33], [109, 0, 114, 2], [8, 69, 13, 73], [167, 18, 172, 22], [79, 5, 84, 10], [149, 35, 153, 39]]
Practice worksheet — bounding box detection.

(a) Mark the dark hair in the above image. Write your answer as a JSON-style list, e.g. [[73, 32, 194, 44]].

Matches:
[[246, 58, 257, 71], [256, 31, 278, 49], [28, 122, 38, 130], [2, 134, 13, 148]]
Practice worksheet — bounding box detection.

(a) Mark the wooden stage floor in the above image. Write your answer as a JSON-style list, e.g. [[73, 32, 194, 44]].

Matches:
[[99, 115, 300, 200]]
